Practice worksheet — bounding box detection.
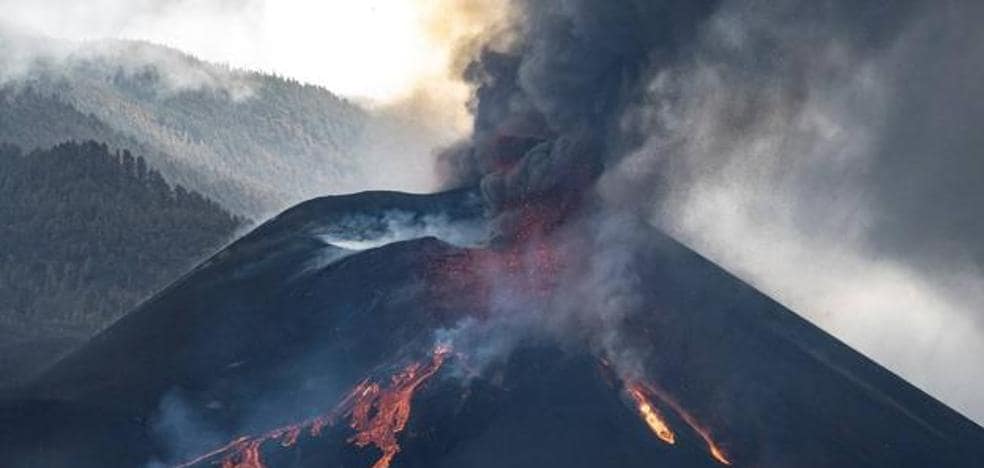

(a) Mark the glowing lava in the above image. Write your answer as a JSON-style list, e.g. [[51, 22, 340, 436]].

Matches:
[[220, 439, 263, 468], [428, 204, 565, 311], [627, 380, 732, 466], [173, 346, 450, 468], [345, 345, 450, 468], [626, 383, 676, 444], [668, 399, 732, 466]]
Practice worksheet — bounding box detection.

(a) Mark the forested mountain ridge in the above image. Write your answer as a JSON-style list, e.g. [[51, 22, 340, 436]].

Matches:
[[1, 36, 372, 217], [0, 141, 244, 385], [0, 87, 279, 214]]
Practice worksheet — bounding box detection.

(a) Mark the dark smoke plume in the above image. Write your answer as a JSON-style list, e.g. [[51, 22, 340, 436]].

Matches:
[[440, 0, 984, 421], [439, 0, 719, 239]]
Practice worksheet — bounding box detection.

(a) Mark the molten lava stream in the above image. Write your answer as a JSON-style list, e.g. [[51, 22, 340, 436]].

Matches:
[[628, 381, 732, 465], [346, 345, 450, 468], [172, 345, 451, 468], [626, 383, 676, 444]]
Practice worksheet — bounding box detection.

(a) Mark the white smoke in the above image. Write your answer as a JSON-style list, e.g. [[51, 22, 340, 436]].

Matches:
[[0, 18, 257, 98]]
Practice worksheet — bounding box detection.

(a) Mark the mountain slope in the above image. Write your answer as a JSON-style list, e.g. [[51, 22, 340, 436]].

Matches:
[[0, 141, 244, 386], [7, 189, 981, 468], [1, 34, 373, 216], [0, 86, 281, 213]]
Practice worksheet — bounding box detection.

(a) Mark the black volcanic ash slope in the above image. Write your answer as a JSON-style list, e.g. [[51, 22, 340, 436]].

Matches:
[[2, 189, 981, 468]]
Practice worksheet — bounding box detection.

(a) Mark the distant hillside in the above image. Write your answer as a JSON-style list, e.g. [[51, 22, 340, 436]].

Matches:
[[0, 36, 373, 217], [0, 141, 244, 385], [0, 87, 277, 214]]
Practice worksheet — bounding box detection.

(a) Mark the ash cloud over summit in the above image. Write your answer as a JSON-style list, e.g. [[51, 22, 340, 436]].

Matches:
[[437, 0, 984, 422], [1, 2, 982, 467], [441, 0, 718, 213]]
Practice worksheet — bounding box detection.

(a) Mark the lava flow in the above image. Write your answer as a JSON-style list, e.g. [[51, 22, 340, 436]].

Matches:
[[627, 380, 732, 466], [626, 382, 676, 444], [346, 344, 450, 468], [173, 346, 450, 468]]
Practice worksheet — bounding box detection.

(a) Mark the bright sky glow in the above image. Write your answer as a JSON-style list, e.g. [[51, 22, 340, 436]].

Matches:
[[0, 0, 451, 102]]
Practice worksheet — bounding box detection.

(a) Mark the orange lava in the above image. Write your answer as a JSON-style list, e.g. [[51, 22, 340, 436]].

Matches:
[[674, 406, 732, 466], [345, 345, 450, 468], [428, 227, 564, 311], [173, 346, 450, 468], [708, 443, 732, 466], [627, 383, 676, 444], [629, 380, 732, 466]]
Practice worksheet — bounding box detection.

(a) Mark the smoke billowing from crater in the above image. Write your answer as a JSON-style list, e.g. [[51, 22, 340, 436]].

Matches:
[[437, 0, 984, 422], [127, 3, 984, 465], [10, 2, 983, 466]]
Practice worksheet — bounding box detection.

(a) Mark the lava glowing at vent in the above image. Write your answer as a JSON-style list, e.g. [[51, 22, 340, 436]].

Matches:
[[427, 207, 566, 311], [173, 345, 451, 468], [627, 383, 676, 444]]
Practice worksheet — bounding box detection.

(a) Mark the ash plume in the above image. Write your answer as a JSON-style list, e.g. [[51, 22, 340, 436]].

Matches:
[[11, 2, 984, 466], [138, 3, 984, 461], [424, 0, 731, 416], [440, 0, 719, 232], [439, 0, 984, 422]]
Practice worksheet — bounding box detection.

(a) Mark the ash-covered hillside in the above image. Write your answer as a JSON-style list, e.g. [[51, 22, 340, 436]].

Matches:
[[0, 141, 244, 387], [4, 188, 981, 468]]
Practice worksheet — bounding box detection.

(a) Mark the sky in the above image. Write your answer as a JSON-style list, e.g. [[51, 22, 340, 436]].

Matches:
[[0, 0, 453, 102], [0, 0, 981, 425]]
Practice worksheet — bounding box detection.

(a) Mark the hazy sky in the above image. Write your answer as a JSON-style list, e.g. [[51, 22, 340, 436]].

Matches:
[[0, 0, 452, 101]]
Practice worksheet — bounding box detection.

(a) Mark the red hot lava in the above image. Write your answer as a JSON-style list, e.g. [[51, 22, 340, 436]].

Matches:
[[626, 382, 677, 445], [346, 345, 450, 468], [596, 357, 732, 465], [624, 379, 732, 466], [428, 202, 566, 311], [173, 346, 450, 468]]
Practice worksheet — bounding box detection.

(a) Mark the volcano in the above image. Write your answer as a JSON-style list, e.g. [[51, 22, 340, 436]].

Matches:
[[1, 188, 982, 468]]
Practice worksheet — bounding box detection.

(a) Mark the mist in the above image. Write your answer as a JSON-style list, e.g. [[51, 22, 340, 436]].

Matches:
[[0, 0, 501, 209]]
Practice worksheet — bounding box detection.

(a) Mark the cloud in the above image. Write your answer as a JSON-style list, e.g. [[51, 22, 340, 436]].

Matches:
[[0, 0, 491, 105]]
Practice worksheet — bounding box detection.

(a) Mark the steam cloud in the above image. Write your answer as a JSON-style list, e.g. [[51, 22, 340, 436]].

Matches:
[[439, 0, 984, 422], [0, 30, 256, 98]]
